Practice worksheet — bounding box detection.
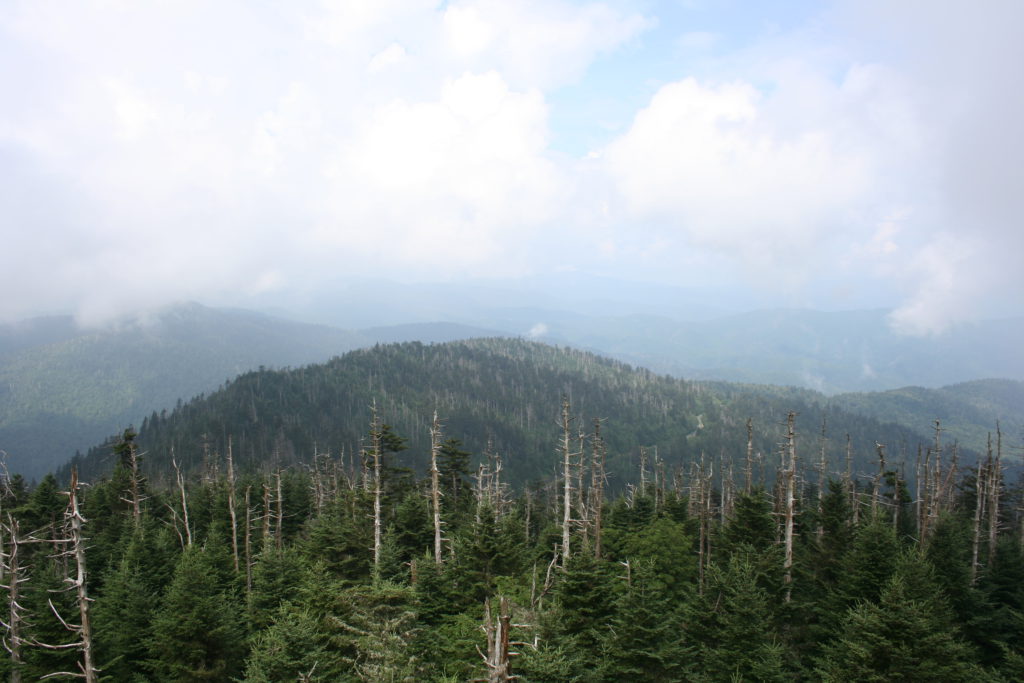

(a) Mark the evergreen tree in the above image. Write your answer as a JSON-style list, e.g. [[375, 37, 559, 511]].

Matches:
[[148, 546, 246, 681], [684, 550, 789, 682], [817, 566, 981, 681], [599, 560, 688, 682], [93, 532, 159, 680], [243, 605, 333, 682]]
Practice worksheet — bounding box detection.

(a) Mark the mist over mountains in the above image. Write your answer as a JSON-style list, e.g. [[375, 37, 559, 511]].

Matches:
[[2, 298, 1022, 480]]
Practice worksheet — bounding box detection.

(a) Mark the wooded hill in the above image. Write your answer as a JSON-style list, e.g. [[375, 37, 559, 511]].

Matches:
[[65, 338, 990, 490], [0, 303, 496, 479], [2, 373, 1023, 680]]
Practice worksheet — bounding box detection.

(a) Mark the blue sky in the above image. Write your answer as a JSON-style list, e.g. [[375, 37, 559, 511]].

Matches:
[[2, 0, 1021, 334]]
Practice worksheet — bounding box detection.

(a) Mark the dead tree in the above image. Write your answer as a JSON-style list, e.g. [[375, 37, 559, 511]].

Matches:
[[871, 443, 886, 521], [115, 430, 145, 526], [477, 597, 513, 683], [987, 425, 1002, 566], [226, 438, 239, 573], [744, 418, 754, 494], [274, 471, 284, 550], [429, 412, 444, 565], [38, 468, 98, 682], [638, 446, 649, 499], [844, 434, 858, 525], [171, 452, 192, 548], [589, 418, 606, 559], [1, 514, 27, 683], [244, 485, 254, 594], [782, 412, 797, 602], [575, 431, 588, 542], [370, 403, 384, 573], [816, 417, 828, 542], [971, 450, 989, 585], [558, 397, 575, 565]]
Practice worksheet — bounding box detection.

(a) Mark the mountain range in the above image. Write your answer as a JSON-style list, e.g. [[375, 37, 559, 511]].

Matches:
[[2, 301, 1021, 480]]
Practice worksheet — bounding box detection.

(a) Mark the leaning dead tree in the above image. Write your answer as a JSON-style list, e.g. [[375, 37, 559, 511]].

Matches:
[[170, 451, 193, 548]]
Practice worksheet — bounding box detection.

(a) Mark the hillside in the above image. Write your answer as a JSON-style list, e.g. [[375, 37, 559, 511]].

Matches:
[[266, 278, 1024, 392], [501, 308, 1024, 394], [67, 338, 965, 488], [828, 378, 1024, 455]]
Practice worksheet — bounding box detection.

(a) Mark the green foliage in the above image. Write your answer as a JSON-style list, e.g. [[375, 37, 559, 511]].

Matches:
[[148, 545, 246, 681], [684, 550, 790, 682], [93, 532, 159, 681], [66, 339, 945, 493], [243, 605, 332, 682], [817, 565, 980, 682], [599, 561, 689, 682], [325, 581, 422, 682]]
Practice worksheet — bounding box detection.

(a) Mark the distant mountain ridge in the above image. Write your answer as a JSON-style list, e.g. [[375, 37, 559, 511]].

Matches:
[[3, 301, 1022, 479], [66, 338, 951, 488], [0, 304, 501, 478]]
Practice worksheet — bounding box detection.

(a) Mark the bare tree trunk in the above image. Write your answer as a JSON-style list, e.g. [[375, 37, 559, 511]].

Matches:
[[2, 515, 25, 683], [371, 404, 383, 573], [429, 412, 444, 565], [66, 469, 98, 683], [745, 418, 754, 495], [591, 418, 606, 559], [638, 446, 648, 499], [275, 471, 284, 549], [559, 397, 574, 565], [480, 597, 513, 683], [817, 417, 828, 542], [915, 444, 923, 540], [226, 438, 239, 573], [244, 486, 253, 594], [261, 483, 272, 546], [126, 437, 143, 525], [871, 443, 886, 521], [783, 412, 797, 602], [576, 431, 588, 541], [844, 434, 858, 525], [971, 454, 988, 585], [172, 452, 192, 547], [988, 425, 1002, 566]]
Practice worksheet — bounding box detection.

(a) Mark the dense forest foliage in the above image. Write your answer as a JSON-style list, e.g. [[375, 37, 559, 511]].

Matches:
[[1, 393, 1022, 681], [0, 303, 369, 479], [65, 339, 962, 491]]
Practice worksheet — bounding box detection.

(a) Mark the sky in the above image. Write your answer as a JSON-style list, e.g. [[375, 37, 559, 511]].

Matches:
[[2, 0, 1022, 334]]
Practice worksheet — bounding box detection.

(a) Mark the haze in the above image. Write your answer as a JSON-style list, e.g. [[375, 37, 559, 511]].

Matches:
[[3, 0, 1022, 335]]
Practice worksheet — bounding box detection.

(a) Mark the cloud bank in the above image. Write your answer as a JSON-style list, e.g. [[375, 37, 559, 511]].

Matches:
[[1, 0, 1021, 333]]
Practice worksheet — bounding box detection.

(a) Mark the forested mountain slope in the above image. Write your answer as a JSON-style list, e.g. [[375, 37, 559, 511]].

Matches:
[[68, 338, 965, 487], [516, 308, 1024, 394], [829, 378, 1024, 455], [0, 304, 498, 479]]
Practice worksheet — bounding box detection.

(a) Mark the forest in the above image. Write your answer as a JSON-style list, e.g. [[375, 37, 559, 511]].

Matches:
[[2, 408, 1024, 680], [2, 340, 1023, 681]]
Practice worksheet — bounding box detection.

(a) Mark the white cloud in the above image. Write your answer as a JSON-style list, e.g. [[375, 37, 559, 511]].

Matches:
[[601, 71, 892, 270], [440, 0, 651, 89], [1, 0, 1022, 334]]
